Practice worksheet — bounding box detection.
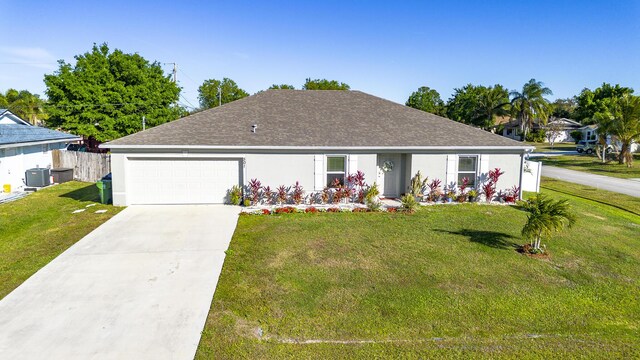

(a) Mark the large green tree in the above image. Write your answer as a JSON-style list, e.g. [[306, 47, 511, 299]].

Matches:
[[551, 98, 577, 119], [405, 86, 445, 116], [268, 84, 295, 90], [44, 43, 183, 141], [198, 78, 249, 109], [595, 94, 640, 166], [510, 79, 553, 140], [446, 84, 509, 128], [0, 89, 47, 125], [574, 83, 634, 124], [302, 78, 350, 90]]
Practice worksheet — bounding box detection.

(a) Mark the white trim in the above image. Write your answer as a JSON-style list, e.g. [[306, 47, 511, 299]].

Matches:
[[0, 137, 81, 150], [445, 154, 458, 188], [104, 144, 534, 151], [325, 154, 347, 187], [457, 155, 479, 188]]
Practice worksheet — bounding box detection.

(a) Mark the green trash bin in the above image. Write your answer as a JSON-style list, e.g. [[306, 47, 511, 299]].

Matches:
[[96, 179, 112, 204]]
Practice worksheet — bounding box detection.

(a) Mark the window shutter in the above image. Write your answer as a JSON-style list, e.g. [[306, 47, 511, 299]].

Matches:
[[347, 154, 358, 175], [445, 154, 458, 188], [314, 155, 324, 191], [479, 154, 490, 180]]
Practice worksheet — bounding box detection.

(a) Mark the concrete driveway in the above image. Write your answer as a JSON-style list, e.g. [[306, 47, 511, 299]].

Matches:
[[543, 165, 640, 198], [0, 205, 239, 360]]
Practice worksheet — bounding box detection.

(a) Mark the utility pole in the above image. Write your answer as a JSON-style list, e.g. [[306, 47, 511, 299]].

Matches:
[[164, 62, 177, 83], [218, 84, 222, 107]]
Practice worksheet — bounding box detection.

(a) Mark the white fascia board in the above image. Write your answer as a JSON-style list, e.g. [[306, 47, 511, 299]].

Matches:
[[0, 137, 82, 149], [104, 144, 535, 152]]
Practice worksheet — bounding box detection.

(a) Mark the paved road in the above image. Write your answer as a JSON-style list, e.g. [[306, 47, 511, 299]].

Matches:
[[0, 205, 239, 360], [528, 150, 579, 158], [542, 165, 640, 198]]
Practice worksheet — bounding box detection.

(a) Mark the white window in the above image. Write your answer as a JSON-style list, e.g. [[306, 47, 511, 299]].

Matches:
[[326, 156, 346, 187], [457, 156, 478, 187]]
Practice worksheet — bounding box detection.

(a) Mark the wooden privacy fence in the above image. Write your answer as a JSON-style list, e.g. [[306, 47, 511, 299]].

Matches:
[[52, 150, 110, 182]]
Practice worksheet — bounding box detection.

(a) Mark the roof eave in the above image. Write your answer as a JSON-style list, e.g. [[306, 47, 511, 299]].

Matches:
[[103, 144, 534, 152]]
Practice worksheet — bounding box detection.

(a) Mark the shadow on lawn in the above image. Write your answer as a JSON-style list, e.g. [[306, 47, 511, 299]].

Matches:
[[435, 229, 518, 250], [58, 184, 100, 202]]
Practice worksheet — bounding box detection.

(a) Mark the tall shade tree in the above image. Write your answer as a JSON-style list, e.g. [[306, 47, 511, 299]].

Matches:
[[574, 83, 634, 124], [198, 78, 249, 109], [551, 98, 577, 119], [405, 86, 445, 116], [44, 43, 183, 142], [1, 89, 48, 125], [268, 84, 295, 90], [447, 84, 509, 128], [302, 78, 350, 90], [595, 94, 640, 166], [510, 79, 553, 140], [518, 194, 576, 252]]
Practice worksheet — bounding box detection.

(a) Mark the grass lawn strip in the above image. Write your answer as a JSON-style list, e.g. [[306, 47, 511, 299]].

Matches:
[[0, 181, 123, 299], [196, 179, 639, 358], [539, 154, 640, 179]]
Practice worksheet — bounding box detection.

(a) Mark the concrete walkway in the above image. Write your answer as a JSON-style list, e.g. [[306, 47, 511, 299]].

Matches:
[[542, 165, 640, 198], [0, 205, 239, 360]]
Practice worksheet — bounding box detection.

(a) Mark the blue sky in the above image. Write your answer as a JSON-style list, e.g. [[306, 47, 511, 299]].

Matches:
[[1, 0, 639, 109]]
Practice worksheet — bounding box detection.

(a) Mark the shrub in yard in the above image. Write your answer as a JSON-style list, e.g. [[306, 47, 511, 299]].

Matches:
[[409, 171, 428, 199], [366, 199, 382, 212], [517, 193, 576, 252], [352, 207, 369, 213], [386, 207, 397, 213], [321, 187, 331, 204], [247, 179, 262, 205], [292, 181, 304, 205], [305, 207, 318, 213], [427, 178, 442, 202], [262, 186, 274, 205], [274, 206, 297, 214], [482, 168, 504, 202], [364, 183, 380, 204], [276, 185, 288, 204], [228, 185, 242, 205], [261, 209, 271, 215], [243, 198, 251, 207], [400, 194, 418, 213], [502, 185, 521, 203], [327, 207, 340, 213]]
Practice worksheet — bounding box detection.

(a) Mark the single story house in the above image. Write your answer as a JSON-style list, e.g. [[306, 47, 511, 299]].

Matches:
[[103, 90, 534, 206], [0, 109, 81, 192], [499, 117, 582, 143]]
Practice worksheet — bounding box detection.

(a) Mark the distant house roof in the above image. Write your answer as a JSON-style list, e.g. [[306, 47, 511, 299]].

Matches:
[[0, 110, 80, 148], [105, 90, 530, 150]]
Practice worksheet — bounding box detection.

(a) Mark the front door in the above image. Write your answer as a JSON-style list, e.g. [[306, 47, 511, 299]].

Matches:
[[377, 153, 402, 198]]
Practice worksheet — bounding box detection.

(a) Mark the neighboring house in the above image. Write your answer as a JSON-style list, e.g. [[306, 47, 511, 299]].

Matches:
[[103, 90, 534, 206], [498, 117, 582, 143], [0, 109, 81, 191], [578, 124, 639, 152]]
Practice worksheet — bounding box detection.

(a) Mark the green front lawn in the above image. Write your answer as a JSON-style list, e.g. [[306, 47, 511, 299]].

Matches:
[[539, 154, 640, 179], [197, 181, 640, 359], [526, 142, 577, 152], [0, 181, 123, 299]]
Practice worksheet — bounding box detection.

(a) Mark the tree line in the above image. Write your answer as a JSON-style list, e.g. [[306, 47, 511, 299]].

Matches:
[[2, 43, 638, 165]]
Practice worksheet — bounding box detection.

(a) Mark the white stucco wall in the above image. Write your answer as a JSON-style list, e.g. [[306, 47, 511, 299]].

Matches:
[[0, 143, 67, 191], [245, 154, 315, 190], [110, 150, 525, 205], [410, 154, 448, 183], [488, 154, 522, 192]]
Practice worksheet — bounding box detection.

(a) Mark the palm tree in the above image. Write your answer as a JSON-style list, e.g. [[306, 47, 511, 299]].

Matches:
[[473, 85, 510, 129], [594, 110, 614, 163], [519, 194, 576, 251], [510, 79, 553, 141], [609, 95, 640, 166], [8, 91, 47, 125]]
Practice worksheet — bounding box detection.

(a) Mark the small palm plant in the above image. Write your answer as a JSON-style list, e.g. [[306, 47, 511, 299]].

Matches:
[[518, 194, 576, 252]]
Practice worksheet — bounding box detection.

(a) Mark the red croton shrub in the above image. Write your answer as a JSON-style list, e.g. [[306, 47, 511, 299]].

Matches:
[[275, 206, 296, 214], [305, 207, 319, 213], [352, 207, 368, 213], [327, 207, 341, 213], [261, 209, 271, 215]]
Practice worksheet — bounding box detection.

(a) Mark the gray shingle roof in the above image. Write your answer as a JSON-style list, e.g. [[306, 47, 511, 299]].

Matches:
[[0, 124, 80, 146], [105, 90, 528, 148]]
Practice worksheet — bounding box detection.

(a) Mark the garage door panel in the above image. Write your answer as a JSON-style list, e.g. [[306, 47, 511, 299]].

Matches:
[[128, 158, 241, 204]]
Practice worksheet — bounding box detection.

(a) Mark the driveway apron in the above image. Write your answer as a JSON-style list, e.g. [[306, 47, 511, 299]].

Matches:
[[0, 205, 239, 360]]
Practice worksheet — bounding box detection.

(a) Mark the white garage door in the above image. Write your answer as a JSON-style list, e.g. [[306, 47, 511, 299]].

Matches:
[[127, 158, 241, 204]]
